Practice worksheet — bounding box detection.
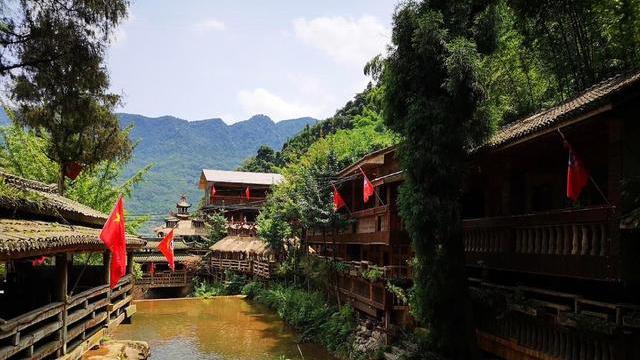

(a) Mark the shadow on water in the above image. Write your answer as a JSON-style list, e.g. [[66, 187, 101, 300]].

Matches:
[[112, 297, 337, 360]]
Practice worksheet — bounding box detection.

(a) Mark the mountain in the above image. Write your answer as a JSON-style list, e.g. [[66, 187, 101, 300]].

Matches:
[[118, 113, 317, 233]]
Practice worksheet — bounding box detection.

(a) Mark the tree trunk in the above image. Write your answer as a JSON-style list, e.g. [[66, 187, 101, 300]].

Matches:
[[58, 164, 65, 195]]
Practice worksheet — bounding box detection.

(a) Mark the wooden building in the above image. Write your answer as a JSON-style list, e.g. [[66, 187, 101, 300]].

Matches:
[[306, 147, 413, 334], [208, 234, 274, 279], [133, 238, 201, 290], [152, 195, 207, 243], [0, 171, 144, 359], [464, 71, 640, 359], [198, 169, 283, 221], [309, 71, 640, 358]]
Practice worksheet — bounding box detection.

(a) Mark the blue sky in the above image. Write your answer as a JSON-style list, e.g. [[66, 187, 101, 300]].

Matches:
[[107, 0, 397, 124]]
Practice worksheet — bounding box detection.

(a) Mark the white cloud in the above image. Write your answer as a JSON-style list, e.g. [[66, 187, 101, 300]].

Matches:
[[194, 18, 226, 32], [293, 15, 389, 67], [237, 88, 323, 121]]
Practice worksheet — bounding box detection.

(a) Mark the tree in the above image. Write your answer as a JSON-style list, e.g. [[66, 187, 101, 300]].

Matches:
[[0, 0, 128, 74], [382, 1, 498, 358], [0, 110, 150, 235], [7, 0, 132, 195], [205, 211, 228, 246]]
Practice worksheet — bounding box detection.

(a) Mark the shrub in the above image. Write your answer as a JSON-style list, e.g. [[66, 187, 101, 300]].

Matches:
[[241, 281, 263, 299], [252, 283, 356, 356], [192, 278, 225, 298]]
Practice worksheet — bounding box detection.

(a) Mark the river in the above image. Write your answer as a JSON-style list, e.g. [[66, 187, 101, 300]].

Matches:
[[112, 297, 337, 360]]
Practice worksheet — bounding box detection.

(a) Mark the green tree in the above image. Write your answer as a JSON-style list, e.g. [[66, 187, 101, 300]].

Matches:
[[0, 0, 129, 74], [0, 111, 150, 235], [205, 211, 228, 246], [382, 1, 498, 358], [7, 0, 132, 194]]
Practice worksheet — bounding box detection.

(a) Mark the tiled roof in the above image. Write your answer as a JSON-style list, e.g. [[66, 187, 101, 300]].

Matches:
[[0, 219, 144, 259], [199, 169, 283, 188], [152, 219, 208, 237], [142, 239, 190, 250], [0, 171, 108, 227], [487, 71, 640, 149], [132, 254, 201, 263]]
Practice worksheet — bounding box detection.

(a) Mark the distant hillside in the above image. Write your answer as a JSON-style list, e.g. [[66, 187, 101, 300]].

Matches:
[[118, 113, 317, 233]]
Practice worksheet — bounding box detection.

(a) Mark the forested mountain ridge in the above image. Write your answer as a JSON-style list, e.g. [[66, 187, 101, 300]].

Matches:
[[117, 113, 317, 232]]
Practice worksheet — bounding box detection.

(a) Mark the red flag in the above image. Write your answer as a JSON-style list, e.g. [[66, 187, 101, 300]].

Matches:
[[158, 229, 175, 271], [149, 262, 155, 276], [31, 256, 46, 266], [245, 186, 250, 200], [100, 196, 127, 288], [332, 185, 346, 210], [64, 162, 83, 180], [210, 184, 216, 198], [360, 167, 375, 203], [566, 143, 589, 202]]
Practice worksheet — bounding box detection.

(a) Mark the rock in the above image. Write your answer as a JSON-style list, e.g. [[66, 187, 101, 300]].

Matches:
[[82, 340, 150, 359]]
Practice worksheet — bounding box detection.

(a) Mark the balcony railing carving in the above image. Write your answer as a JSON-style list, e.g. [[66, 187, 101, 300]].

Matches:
[[463, 206, 617, 279]]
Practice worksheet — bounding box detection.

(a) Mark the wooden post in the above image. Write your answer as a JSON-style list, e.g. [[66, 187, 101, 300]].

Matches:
[[126, 252, 133, 274], [103, 251, 111, 285], [55, 253, 69, 355]]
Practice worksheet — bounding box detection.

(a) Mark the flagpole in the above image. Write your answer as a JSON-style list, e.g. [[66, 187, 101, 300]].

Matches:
[[557, 129, 610, 205]]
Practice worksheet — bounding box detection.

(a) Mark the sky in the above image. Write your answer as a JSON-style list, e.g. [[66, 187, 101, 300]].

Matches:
[[107, 0, 398, 124]]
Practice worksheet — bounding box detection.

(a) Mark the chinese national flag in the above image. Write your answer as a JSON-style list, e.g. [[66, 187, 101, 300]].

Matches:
[[149, 262, 155, 276], [158, 229, 175, 271], [333, 185, 346, 210], [360, 168, 375, 203], [210, 184, 216, 198], [566, 144, 589, 202], [100, 196, 127, 288], [245, 186, 250, 200]]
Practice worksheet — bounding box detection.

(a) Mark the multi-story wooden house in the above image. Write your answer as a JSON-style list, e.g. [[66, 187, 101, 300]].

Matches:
[[198, 169, 283, 278], [0, 172, 144, 359], [464, 71, 640, 359], [306, 147, 413, 333], [198, 169, 283, 222], [309, 71, 640, 358]]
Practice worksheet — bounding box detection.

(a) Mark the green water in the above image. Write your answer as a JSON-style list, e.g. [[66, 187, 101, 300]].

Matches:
[[112, 297, 337, 360]]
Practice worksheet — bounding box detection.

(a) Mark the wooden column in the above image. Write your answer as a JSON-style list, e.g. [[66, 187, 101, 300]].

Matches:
[[126, 252, 133, 274], [607, 117, 622, 279], [103, 251, 111, 285], [55, 253, 69, 355]]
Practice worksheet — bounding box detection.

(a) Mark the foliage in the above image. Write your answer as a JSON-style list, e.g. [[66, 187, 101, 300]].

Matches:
[[386, 281, 409, 306], [382, 1, 499, 357], [360, 266, 384, 282], [192, 278, 226, 299], [132, 261, 143, 280], [204, 211, 228, 246], [0, 0, 129, 74], [6, 0, 133, 194], [0, 115, 150, 235], [237, 145, 282, 172], [241, 281, 263, 298], [252, 283, 356, 356]]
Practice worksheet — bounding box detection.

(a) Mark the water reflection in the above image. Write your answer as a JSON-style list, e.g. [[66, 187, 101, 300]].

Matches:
[[112, 297, 336, 360]]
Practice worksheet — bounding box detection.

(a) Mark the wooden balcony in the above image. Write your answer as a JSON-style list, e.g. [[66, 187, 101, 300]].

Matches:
[[136, 270, 191, 288], [337, 273, 409, 317], [0, 275, 135, 360], [205, 195, 266, 209], [464, 206, 618, 280], [307, 205, 408, 245], [208, 258, 274, 278]]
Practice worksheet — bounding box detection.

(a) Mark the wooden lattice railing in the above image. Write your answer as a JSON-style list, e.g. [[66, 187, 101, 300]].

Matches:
[[0, 275, 135, 360]]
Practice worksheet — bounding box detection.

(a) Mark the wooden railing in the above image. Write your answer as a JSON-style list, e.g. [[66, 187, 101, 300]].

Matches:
[[206, 195, 267, 208], [471, 279, 640, 359], [0, 275, 135, 360], [464, 206, 618, 279], [136, 270, 190, 288], [208, 258, 274, 278], [313, 256, 411, 280]]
